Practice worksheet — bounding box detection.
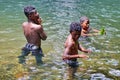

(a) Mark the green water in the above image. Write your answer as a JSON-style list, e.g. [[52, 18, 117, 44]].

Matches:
[[0, 0, 120, 80]]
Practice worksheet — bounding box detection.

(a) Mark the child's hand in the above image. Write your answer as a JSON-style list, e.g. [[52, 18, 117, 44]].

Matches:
[[35, 18, 41, 24], [87, 49, 92, 54], [34, 17, 42, 25]]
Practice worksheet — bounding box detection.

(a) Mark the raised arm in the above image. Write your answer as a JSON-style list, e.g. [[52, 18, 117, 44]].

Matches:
[[37, 25, 47, 40]]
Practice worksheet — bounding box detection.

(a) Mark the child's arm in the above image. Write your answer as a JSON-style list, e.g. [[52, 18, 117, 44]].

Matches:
[[91, 28, 106, 35], [78, 44, 91, 53], [81, 28, 99, 37], [37, 25, 47, 40], [62, 46, 79, 59], [92, 28, 100, 33], [81, 32, 99, 37], [62, 44, 88, 59], [62, 48, 88, 59]]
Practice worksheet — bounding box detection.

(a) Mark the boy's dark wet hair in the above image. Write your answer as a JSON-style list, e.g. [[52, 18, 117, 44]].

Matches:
[[80, 16, 89, 24], [70, 22, 82, 33], [24, 6, 36, 17]]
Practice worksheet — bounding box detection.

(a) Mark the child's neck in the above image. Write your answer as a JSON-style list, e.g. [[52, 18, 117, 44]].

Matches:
[[28, 19, 34, 22], [82, 29, 88, 34]]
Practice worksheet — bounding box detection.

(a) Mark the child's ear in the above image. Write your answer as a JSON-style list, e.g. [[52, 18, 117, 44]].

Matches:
[[28, 14, 33, 18], [29, 15, 31, 18]]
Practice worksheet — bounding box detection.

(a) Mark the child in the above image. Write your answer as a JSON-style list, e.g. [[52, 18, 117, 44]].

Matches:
[[18, 6, 47, 65], [80, 16, 100, 37], [62, 22, 91, 79]]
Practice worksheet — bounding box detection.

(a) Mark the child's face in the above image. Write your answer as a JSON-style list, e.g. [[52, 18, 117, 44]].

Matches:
[[29, 10, 42, 23], [81, 20, 89, 30], [71, 31, 81, 41]]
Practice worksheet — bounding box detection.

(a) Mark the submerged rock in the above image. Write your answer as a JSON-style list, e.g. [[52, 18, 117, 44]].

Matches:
[[106, 59, 119, 66], [109, 69, 120, 77], [90, 73, 113, 80], [29, 66, 39, 72], [90, 73, 105, 80], [17, 76, 30, 80]]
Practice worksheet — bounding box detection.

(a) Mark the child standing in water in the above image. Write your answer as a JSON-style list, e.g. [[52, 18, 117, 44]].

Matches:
[[62, 22, 91, 79], [18, 6, 47, 65], [80, 16, 100, 37]]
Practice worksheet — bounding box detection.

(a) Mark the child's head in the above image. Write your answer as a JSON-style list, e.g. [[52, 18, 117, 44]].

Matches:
[[70, 22, 81, 33], [70, 22, 82, 40], [24, 6, 41, 23], [24, 6, 36, 18], [80, 16, 90, 30]]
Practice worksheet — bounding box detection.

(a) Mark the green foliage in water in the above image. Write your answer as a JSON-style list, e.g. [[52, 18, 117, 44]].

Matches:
[[99, 26, 106, 35]]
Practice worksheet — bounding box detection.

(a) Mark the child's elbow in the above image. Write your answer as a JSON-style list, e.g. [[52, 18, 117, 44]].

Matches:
[[42, 36, 47, 40], [62, 54, 69, 60]]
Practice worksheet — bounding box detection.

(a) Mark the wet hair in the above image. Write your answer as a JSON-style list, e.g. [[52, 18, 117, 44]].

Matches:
[[80, 16, 89, 24], [69, 22, 82, 33], [24, 6, 36, 17]]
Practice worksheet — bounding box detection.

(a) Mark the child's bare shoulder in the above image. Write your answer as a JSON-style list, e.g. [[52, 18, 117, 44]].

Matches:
[[67, 39, 75, 47], [35, 24, 42, 30], [22, 22, 28, 26]]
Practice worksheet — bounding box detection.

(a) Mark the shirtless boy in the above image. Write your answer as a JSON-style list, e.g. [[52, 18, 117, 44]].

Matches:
[[62, 22, 91, 78], [80, 16, 100, 37], [18, 6, 47, 65]]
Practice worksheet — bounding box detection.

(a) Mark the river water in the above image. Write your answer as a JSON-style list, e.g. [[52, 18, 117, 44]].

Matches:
[[0, 0, 120, 80]]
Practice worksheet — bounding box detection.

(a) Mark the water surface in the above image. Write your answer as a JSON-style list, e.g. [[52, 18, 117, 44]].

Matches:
[[0, 0, 120, 79]]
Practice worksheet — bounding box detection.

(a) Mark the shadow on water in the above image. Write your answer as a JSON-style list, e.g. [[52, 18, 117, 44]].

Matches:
[[0, 0, 120, 80]]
